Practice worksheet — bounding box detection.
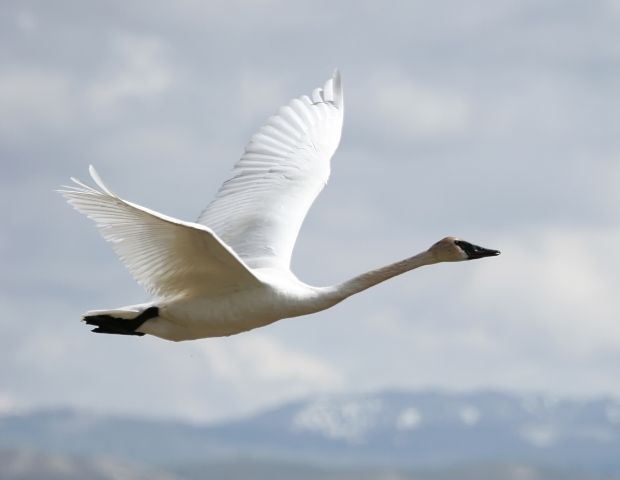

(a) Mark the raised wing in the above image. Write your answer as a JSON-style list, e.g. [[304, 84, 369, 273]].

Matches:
[[59, 166, 261, 299], [197, 71, 344, 270]]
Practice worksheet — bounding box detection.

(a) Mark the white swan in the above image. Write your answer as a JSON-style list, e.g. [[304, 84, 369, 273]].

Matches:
[[59, 71, 499, 341]]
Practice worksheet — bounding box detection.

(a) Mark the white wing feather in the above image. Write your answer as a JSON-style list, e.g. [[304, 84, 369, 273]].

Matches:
[[59, 166, 261, 298], [197, 71, 344, 270]]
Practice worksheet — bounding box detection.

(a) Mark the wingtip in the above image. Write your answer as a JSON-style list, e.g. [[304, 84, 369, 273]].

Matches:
[[88, 164, 101, 184], [336, 74, 343, 109], [88, 164, 115, 196], [326, 69, 343, 109]]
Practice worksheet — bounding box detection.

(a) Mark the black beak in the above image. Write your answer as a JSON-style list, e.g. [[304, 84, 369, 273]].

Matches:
[[469, 246, 501, 259], [455, 240, 501, 260]]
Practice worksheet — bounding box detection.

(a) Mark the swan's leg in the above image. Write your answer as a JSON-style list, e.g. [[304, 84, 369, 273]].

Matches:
[[84, 306, 159, 336]]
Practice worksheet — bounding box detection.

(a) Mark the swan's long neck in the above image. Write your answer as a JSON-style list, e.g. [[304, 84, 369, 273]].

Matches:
[[322, 250, 439, 305]]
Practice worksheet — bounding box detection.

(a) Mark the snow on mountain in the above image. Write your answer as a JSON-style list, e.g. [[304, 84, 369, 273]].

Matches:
[[291, 396, 384, 443]]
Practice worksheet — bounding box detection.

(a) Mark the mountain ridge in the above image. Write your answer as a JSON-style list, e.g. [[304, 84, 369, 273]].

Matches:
[[2, 389, 619, 470]]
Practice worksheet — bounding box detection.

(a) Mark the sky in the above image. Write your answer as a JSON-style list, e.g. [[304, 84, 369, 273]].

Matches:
[[2, 0, 620, 423]]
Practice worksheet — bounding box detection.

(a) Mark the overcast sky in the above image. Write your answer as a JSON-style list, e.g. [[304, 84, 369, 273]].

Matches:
[[2, 0, 620, 423]]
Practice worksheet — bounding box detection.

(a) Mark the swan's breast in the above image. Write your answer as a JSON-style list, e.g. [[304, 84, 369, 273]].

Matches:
[[162, 270, 320, 338]]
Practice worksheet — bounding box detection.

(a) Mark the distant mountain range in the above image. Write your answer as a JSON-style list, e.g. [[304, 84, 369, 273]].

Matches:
[[1, 390, 620, 473]]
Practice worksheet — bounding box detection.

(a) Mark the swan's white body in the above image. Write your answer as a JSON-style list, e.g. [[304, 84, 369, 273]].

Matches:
[[130, 274, 329, 340], [60, 71, 499, 341]]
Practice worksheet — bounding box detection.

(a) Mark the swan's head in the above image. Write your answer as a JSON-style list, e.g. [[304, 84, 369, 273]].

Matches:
[[429, 236, 500, 262]]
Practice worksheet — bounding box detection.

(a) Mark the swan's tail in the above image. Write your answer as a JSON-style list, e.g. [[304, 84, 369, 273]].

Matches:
[[82, 305, 159, 336]]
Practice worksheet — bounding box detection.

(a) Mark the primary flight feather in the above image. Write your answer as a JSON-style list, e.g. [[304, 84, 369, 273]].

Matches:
[[59, 71, 499, 341]]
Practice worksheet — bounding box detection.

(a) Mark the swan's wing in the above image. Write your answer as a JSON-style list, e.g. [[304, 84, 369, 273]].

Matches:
[[197, 71, 344, 270], [59, 166, 262, 298]]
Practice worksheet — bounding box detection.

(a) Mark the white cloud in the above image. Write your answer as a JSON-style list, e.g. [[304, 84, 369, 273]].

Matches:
[[0, 69, 74, 136], [0, 33, 173, 139], [0, 392, 16, 414], [200, 333, 342, 392], [15, 11, 38, 33], [235, 69, 289, 120], [362, 71, 472, 137], [86, 33, 173, 112], [464, 227, 620, 356]]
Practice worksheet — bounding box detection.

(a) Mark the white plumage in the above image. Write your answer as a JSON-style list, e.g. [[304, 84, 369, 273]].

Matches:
[[197, 72, 342, 270], [60, 71, 499, 341]]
